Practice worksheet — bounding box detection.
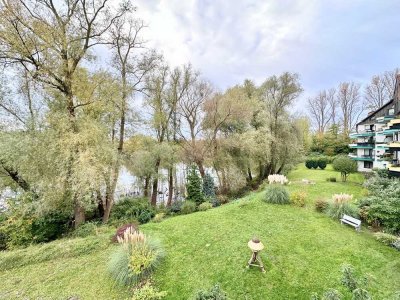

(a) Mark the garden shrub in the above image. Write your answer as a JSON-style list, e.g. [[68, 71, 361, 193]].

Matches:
[[210, 197, 221, 207], [264, 185, 290, 205], [152, 213, 165, 223], [198, 202, 213, 211], [180, 201, 196, 214], [194, 284, 227, 300], [341, 264, 358, 291], [131, 282, 167, 300], [326, 177, 337, 182], [111, 197, 155, 224], [317, 157, 328, 169], [360, 176, 400, 233], [70, 222, 98, 238], [373, 232, 399, 246], [305, 158, 313, 169], [322, 289, 342, 300], [217, 195, 229, 205], [315, 199, 329, 212], [112, 223, 139, 243], [169, 200, 183, 214], [352, 289, 371, 300], [108, 228, 164, 286], [186, 165, 204, 205], [290, 191, 307, 207]]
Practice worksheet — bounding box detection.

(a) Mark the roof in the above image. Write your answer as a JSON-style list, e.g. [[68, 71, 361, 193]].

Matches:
[[357, 99, 394, 125]]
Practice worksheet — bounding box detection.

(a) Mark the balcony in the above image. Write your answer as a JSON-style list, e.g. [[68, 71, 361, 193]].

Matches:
[[349, 131, 375, 138], [388, 118, 400, 129], [389, 142, 400, 149], [350, 155, 374, 162], [388, 161, 400, 174], [349, 143, 374, 149]]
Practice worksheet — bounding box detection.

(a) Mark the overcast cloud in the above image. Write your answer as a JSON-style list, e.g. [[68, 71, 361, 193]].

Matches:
[[130, 0, 400, 112]]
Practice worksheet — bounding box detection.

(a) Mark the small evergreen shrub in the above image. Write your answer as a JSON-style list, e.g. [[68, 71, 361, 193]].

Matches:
[[203, 173, 216, 200], [198, 202, 213, 211], [131, 283, 167, 300], [186, 165, 204, 205], [326, 177, 337, 182], [315, 199, 329, 212], [305, 159, 313, 169], [180, 201, 196, 214], [290, 191, 307, 207], [264, 185, 290, 205], [317, 157, 328, 169], [194, 284, 227, 300], [108, 228, 164, 286], [71, 222, 98, 238]]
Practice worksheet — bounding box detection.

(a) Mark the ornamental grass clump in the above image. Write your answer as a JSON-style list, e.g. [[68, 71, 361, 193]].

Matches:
[[108, 227, 164, 287], [264, 185, 290, 205], [267, 174, 289, 185], [327, 193, 358, 219]]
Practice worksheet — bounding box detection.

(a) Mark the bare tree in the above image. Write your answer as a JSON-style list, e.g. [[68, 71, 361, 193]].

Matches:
[[0, 0, 131, 227], [364, 68, 399, 110], [307, 90, 332, 134], [337, 82, 363, 136]]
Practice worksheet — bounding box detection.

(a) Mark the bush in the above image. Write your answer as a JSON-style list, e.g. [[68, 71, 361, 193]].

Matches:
[[326, 177, 337, 182], [290, 191, 307, 207], [333, 155, 357, 182], [360, 176, 400, 233], [70, 222, 98, 238], [341, 264, 358, 291], [180, 201, 196, 214], [186, 165, 204, 205], [194, 284, 227, 300], [210, 197, 221, 207], [198, 202, 213, 211], [373, 232, 399, 246], [264, 185, 290, 205], [393, 240, 400, 251], [152, 213, 165, 223], [131, 283, 167, 300], [315, 199, 329, 213], [217, 195, 229, 205], [112, 223, 139, 243], [108, 229, 164, 286], [305, 158, 313, 169], [317, 157, 328, 169], [352, 289, 372, 300], [169, 201, 183, 214], [111, 198, 155, 224], [327, 201, 359, 220], [322, 289, 342, 300]]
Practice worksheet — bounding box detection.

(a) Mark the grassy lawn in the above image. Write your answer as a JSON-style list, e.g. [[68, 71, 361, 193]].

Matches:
[[1, 165, 399, 299]]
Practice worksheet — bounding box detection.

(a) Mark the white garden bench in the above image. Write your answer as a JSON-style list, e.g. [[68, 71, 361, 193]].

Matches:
[[340, 214, 361, 231]]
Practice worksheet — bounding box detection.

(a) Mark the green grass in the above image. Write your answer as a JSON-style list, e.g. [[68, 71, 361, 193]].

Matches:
[[0, 165, 399, 299]]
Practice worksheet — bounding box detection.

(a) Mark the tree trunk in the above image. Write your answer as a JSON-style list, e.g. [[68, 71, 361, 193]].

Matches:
[[167, 167, 173, 206], [96, 190, 105, 219], [151, 158, 161, 206], [102, 166, 119, 223], [196, 160, 206, 178], [74, 198, 85, 228], [246, 166, 253, 183], [144, 176, 150, 198]]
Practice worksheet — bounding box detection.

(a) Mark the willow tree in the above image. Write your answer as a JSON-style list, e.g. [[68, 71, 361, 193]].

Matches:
[[0, 0, 131, 227]]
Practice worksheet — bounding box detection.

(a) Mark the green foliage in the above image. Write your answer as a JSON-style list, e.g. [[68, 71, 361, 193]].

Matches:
[[317, 157, 328, 169], [169, 201, 183, 214], [360, 176, 400, 233], [373, 232, 399, 246], [131, 283, 167, 300], [393, 239, 400, 251], [341, 264, 358, 291], [305, 156, 328, 170], [70, 222, 98, 238], [108, 234, 164, 287], [203, 173, 216, 200], [186, 165, 204, 205], [315, 199, 329, 212], [180, 201, 196, 214], [290, 191, 307, 207], [152, 213, 166, 223], [326, 177, 337, 182], [322, 289, 342, 300], [198, 202, 213, 211], [194, 284, 227, 300], [264, 185, 290, 204], [352, 288, 372, 300], [333, 155, 357, 182], [111, 198, 155, 224], [326, 201, 359, 220]]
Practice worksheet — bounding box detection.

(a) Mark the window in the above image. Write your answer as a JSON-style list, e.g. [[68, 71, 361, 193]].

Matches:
[[364, 161, 373, 169], [388, 108, 395, 115]]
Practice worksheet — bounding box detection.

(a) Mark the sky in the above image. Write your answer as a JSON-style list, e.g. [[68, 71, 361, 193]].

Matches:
[[130, 0, 400, 112]]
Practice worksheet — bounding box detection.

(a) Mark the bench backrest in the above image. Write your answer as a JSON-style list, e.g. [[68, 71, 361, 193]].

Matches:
[[343, 214, 361, 225]]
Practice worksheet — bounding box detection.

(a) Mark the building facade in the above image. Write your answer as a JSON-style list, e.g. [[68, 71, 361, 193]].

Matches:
[[349, 75, 400, 176]]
